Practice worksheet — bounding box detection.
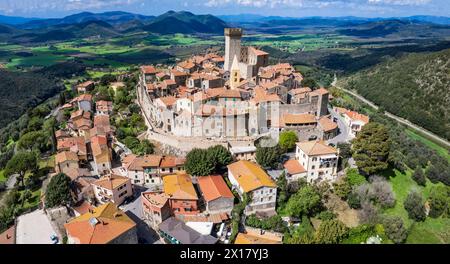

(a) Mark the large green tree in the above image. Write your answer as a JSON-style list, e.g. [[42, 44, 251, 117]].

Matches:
[[285, 185, 322, 218], [4, 152, 38, 188], [207, 145, 233, 171], [185, 148, 215, 176], [279, 131, 298, 153], [45, 173, 72, 208], [315, 219, 349, 244], [352, 122, 390, 176], [255, 145, 280, 169]]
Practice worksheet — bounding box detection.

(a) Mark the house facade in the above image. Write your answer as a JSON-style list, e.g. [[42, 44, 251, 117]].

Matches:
[[295, 140, 338, 183], [227, 160, 277, 216]]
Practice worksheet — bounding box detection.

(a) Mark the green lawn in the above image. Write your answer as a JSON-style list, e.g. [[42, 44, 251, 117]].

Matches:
[[406, 218, 450, 244], [383, 168, 449, 243], [405, 129, 450, 162], [20, 189, 41, 210]]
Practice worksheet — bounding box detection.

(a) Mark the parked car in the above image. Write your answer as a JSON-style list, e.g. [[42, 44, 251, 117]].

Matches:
[[50, 235, 59, 244], [308, 135, 318, 141]]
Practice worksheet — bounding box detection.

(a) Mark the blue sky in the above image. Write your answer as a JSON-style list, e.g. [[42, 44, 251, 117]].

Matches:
[[0, 0, 448, 18]]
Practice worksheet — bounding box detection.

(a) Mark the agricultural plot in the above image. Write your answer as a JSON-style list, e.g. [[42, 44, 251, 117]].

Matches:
[[243, 33, 353, 52]]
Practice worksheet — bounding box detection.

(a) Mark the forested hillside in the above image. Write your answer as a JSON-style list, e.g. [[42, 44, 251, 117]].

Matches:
[[0, 70, 62, 127], [341, 49, 450, 141]]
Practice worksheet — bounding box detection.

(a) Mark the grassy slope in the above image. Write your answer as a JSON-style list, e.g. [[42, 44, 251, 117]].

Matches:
[[383, 168, 449, 243]]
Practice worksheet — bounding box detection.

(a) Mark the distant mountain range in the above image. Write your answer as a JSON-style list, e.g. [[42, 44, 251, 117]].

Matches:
[[219, 14, 450, 25], [0, 11, 449, 44], [0, 11, 229, 43]]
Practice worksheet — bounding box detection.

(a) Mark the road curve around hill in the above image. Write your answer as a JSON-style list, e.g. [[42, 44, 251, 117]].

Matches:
[[332, 84, 450, 148]]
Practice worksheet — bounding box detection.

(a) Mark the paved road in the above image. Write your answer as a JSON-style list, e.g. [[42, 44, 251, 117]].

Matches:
[[327, 107, 351, 145], [333, 85, 450, 148], [120, 187, 162, 244]]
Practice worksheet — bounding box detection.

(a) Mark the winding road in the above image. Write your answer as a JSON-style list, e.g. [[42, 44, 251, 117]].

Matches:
[[332, 81, 450, 148]]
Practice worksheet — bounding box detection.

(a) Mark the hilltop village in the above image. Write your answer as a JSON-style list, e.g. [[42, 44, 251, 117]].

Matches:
[[0, 28, 372, 245]]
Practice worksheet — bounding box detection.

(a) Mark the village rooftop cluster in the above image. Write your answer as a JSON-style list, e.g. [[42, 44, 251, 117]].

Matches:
[[0, 28, 370, 245]]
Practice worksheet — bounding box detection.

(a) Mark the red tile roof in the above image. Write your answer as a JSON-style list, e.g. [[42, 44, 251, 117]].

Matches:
[[197, 175, 234, 202]]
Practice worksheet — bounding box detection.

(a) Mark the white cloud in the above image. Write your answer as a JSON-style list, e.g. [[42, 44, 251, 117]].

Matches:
[[0, 0, 143, 14]]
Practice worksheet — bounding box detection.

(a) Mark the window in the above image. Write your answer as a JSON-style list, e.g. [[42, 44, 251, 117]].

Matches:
[[312, 165, 315, 170], [260, 198, 263, 202], [269, 189, 273, 193]]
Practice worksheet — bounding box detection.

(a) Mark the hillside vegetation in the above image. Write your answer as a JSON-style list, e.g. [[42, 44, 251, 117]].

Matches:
[[341, 48, 450, 141], [0, 70, 62, 127]]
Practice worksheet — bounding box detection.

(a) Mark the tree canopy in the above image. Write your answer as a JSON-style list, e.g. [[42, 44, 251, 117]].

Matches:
[[285, 185, 322, 218], [185, 145, 233, 176], [352, 122, 390, 176], [4, 152, 38, 187], [315, 219, 349, 244], [45, 173, 72, 208], [404, 191, 426, 222], [279, 131, 298, 153]]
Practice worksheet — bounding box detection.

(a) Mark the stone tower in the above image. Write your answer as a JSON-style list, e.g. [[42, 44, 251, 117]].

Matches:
[[230, 55, 241, 90], [224, 28, 243, 72]]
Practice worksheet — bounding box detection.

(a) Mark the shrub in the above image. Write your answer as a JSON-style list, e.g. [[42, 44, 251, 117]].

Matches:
[[404, 191, 426, 221], [315, 219, 349, 244], [412, 167, 426, 186], [333, 179, 352, 200], [346, 168, 367, 187], [317, 210, 336, 221], [381, 215, 408, 244], [428, 186, 449, 218]]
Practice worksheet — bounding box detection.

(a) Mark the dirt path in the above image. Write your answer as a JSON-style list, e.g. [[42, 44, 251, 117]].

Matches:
[[325, 193, 359, 228]]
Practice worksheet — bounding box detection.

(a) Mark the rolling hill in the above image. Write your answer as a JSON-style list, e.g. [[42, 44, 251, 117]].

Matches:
[[340, 48, 450, 140], [141, 11, 227, 34]]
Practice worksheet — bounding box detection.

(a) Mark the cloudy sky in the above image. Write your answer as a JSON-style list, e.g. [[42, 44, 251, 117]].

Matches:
[[0, 0, 448, 18]]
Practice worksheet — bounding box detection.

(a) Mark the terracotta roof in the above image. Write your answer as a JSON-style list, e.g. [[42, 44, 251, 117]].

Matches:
[[283, 159, 306, 175], [312, 87, 329, 95], [160, 156, 185, 168], [77, 93, 93, 102], [64, 203, 136, 244], [142, 191, 170, 208], [158, 96, 178, 107], [0, 225, 15, 244], [178, 60, 196, 69], [249, 47, 269, 56], [163, 79, 177, 86], [227, 160, 276, 193], [94, 115, 110, 128], [72, 201, 95, 216], [91, 135, 110, 163], [171, 70, 188, 77], [197, 175, 234, 202], [334, 107, 350, 115], [96, 100, 112, 111], [319, 116, 338, 132], [296, 140, 337, 156], [57, 137, 87, 155], [126, 155, 162, 171], [290, 87, 312, 95], [282, 113, 316, 125], [141, 65, 157, 74], [93, 174, 130, 190], [235, 232, 282, 244], [163, 173, 198, 200], [55, 129, 69, 139], [253, 87, 281, 104], [56, 151, 79, 164], [345, 110, 370, 124]]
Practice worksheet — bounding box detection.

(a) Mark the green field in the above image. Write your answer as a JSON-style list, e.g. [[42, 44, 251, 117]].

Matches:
[[405, 129, 450, 162], [383, 168, 449, 243], [244, 33, 353, 52]]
